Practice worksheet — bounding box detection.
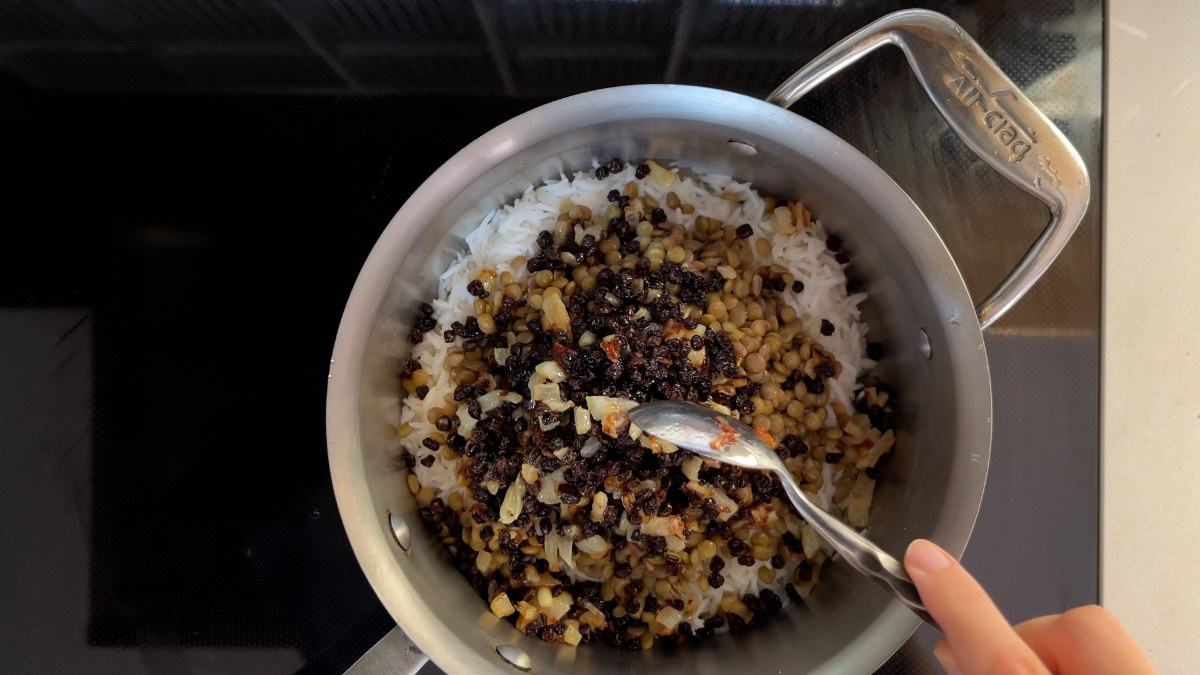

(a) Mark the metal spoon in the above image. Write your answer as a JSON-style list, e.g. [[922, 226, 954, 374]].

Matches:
[[628, 399, 939, 630]]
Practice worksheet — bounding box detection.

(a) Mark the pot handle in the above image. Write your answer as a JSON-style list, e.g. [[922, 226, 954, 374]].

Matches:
[[345, 626, 429, 675], [766, 9, 1090, 330]]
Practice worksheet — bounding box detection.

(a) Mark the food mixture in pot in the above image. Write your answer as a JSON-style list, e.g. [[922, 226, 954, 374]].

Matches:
[[397, 159, 894, 650]]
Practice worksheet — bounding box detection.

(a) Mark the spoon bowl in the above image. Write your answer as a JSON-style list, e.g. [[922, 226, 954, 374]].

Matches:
[[627, 398, 785, 472]]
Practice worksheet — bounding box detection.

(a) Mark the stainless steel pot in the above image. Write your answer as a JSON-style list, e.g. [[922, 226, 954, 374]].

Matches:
[[326, 10, 1088, 675]]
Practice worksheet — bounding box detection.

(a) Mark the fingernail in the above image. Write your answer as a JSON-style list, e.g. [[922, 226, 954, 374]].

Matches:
[[905, 539, 951, 578], [932, 641, 962, 675]]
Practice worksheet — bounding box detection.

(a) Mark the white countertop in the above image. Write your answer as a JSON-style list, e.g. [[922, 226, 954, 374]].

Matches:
[[1104, 3, 1200, 673]]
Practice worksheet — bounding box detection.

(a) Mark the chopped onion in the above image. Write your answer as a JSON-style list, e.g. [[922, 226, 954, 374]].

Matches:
[[587, 396, 637, 421], [601, 411, 630, 437], [642, 435, 677, 453], [543, 531, 563, 571], [540, 292, 572, 339], [476, 390, 500, 414], [456, 404, 476, 436], [527, 365, 572, 412], [543, 398, 574, 412], [628, 421, 643, 440], [520, 463, 539, 484], [711, 486, 740, 522], [801, 523, 823, 559], [701, 400, 734, 416], [468, 525, 485, 551], [460, 390, 522, 436], [773, 205, 797, 235], [846, 471, 876, 529], [682, 592, 699, 617], [476, 268, 498, 289], [590, 491, 608, 521], [538, 468, 565, 504], [574, 407, 591, 434], [556, 533, 575, 569], [575, 535, 610, 556], [499, 476, 527, 524], [645, 160, 678, 188], [640, 515, 684, 538], [655, 606, 684, 631], [562, 623, 582, 647], [854, 428, 895, 470], [546, 590, 573, 621], [745, 503, 775, 528], [490, 592, 514, 618], [783, 512, 804, 538], [640, 517, 670, 537], [535, 360, 567, 383], [614, 512, 631, 536], [578, 223, 603, 245]]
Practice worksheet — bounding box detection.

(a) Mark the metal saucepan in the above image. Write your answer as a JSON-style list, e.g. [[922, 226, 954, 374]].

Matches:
[[326, 10, 1089, 675]]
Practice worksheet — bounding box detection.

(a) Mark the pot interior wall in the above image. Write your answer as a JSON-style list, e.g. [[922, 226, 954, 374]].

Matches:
[[342, 86, 989, 675]]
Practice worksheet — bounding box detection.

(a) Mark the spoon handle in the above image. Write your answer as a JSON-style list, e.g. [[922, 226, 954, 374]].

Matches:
[[775, 471, 941, 631]]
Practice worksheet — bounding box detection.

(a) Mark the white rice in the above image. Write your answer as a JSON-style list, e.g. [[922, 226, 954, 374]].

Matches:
[[400, 160, 874, 627]]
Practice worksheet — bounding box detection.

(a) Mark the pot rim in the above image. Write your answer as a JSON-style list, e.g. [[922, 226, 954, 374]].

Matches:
[[327, 83, 991, 675]]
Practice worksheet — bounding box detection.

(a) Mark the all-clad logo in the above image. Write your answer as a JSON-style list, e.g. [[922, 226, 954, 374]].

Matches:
[[944, 60, 1034, 165]]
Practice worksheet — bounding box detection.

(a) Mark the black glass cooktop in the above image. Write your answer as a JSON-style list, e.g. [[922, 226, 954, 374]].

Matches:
[[0, 1, 1101, 673]]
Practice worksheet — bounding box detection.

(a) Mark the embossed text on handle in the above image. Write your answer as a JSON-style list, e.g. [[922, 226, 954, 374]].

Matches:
[[944, 57, 1036, 165]]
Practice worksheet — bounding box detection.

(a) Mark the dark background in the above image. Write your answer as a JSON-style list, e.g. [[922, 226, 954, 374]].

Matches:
[[0, 1, 1101, 674]]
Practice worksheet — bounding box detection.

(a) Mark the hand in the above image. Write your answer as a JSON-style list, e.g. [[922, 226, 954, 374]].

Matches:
[[904, 539, 1156, 675]]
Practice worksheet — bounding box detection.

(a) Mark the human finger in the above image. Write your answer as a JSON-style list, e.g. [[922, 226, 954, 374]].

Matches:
[[904, 539, 1050, 675], [1012, 606, 1156, 674]]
